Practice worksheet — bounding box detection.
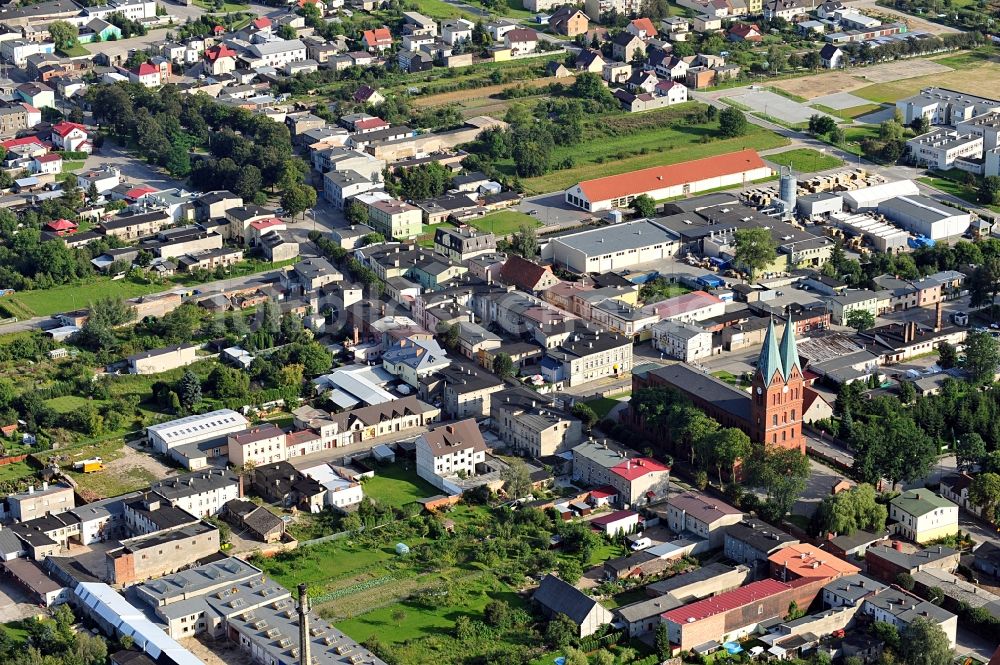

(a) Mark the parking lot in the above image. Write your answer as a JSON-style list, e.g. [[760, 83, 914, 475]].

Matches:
[[725, 89, 839, 125]]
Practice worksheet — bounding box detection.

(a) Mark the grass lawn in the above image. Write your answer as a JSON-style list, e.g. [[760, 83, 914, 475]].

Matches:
[[810, 103, 884, 121], [713, 370, 750, 389], [512, 105, 790, 194], [785, 513, 810, 530], [192, 0, 248, 10], [919, 173, 1000, 214], [0, 461, 35, 483], [363, 462, 440, 509], [584, 397, 623, 420], [470, 210, 541, 236], [7, 278, 165, 317], [403, 0, 475, 19], [766, 148, 843, 174], [57, 44, 89, 57], [601, 588, 649, 610], [0, 620, 30, 646], [853, 53, 1000, 104], [45, 395, 96, 414]]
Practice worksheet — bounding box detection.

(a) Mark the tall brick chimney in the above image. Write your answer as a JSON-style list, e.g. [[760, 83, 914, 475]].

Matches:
[[298, 584, 311, 665], [935, 301, 943, 332]]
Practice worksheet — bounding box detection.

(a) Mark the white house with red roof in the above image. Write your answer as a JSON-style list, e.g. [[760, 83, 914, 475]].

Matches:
[[627, 17, 658, 39], [21, 103, 41, 127], [204, 44, 238, 75], [127, 62, 162, 87], [654, 79, 688, 105], [591, 509, 641, 536], [33, 152, 63, 175], [246, 218, 287, 246], [362, 26, 393, 51], [251, 16, 272, 32], [1, 136, 46, 157], [50, 121, 90, 153]]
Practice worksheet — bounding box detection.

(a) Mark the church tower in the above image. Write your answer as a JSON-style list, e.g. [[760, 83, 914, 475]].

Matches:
[[751, 318, 805, 453]]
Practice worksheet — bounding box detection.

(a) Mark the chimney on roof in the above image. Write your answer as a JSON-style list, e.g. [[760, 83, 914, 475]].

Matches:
[[297, 584, 311, 665]]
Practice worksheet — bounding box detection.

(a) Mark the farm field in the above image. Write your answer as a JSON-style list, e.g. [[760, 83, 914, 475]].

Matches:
[[509, 105, 789, 194]]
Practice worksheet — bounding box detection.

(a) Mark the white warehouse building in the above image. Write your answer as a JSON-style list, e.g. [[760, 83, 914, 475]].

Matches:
[[541, 219, 679, 273], [876, 195, 970, 241]]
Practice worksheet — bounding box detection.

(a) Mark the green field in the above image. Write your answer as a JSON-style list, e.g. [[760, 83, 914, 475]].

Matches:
[[471, 210, 541, 236], [584, 397, 624, 420], [45, 395, 95, 414], [919, 174, 1000, 214], [766, 148, 843, 174], [0, 461, 35, 483], [810, 103, 884, 121], [362, 462, 440, 508], [7, 279, 165, 317], [514, 105, 790, 194]]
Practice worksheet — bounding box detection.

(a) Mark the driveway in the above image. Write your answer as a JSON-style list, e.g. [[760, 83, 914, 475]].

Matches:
[[0, 579, 43, 623]]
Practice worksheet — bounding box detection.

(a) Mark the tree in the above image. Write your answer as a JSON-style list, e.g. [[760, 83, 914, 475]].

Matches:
[[561, 647, 589, 665], [345, 199, 368, 226], [850, 415, 936, 489], [969, 472, 1000, 522], [815, 483, 887, 536], [508, 224, 538, 258], [49, 20, 79, 50], [831, 127, 847, 145], [803, 50, 821, 70], [360, 232, 385, 246], [545, 613, 578, 648], [808, 114, 837, 136], [746, 446, 809, 520], [979, 175, 1000, 206], [557, 558, 583, 584], [178, 370, 201, 412], [281, 184, 317, 218], [938, 341, 959, 369], [956, 432, 986, 471], [733, 227, 777, 281], [968, 257, 1000, 312], [654, 622, 670, 659], [899, 617, 954, 665], [501, 459, 532, 500], [896, 572, 915, 590], [718, 107, 749, 138], [571, 403, 598, 429], [963, 330, 1000, 383], [493, 353, 515, 378], [391, 608, 406, 627], [710, 427, 752, 486], [631, 194, 656, 218], [846, 309, 875, 332]]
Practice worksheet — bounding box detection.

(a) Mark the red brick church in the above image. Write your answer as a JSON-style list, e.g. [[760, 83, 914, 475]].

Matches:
[[632, 318, 806, 454]]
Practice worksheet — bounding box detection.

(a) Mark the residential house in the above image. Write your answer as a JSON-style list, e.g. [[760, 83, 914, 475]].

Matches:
[[821, 43, 844, 68], [16, 82, 54, 109], [227, 423, 287, 468], [612, 32, 645, 63], [890, 489, 958, 543], [204, 44, 237, 75], [728, 22, 762, 42], [434, 226, 496, 262], [367, 197, 422, 239], [362, 26, 392, 51], [442, 19, 474, 45], [770, 543, 861, 583], [50, 121, 89, 153], [627, 70, 659, 94], [865, 542, 960, 584], [127, 344, 199, 375], [221, 499, 285, 543], [491, 387, 583, 456], [627, 17, 658, 39], [550, 6, 589, 37], [724, 518, 799, 573], [575, 49, 605, 73], [533, 574, 613, 638], [573, 440, 672, 506], [382, 337, 450, 388], [860, 588, 958, 648], [764, 0, 814, 20], [429, 364, 505, 420], [664, 491, 743, 549], [543, 326, 633, 387], [499, 255, 560, 292], [415, 419, 488, 489], [148, 469, 241, 519], [651, 320, 713, 361], [504, 28, 538, 55], [654, 79, 688, 105]]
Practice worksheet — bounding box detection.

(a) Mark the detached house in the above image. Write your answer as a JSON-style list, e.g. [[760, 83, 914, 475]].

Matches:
[[362, 26, 393, 51], [204, 44, 237, 75], [415, 419, 488, 490], [890, 489, 958, 544], [820, 44, 844, 69], [128, 62, 163, 88], [575, 49, 605, 73], [627, 17, 658, 39], [533, 574, 613, 638], [550, 6, 589, 37], [504, 28, 538, 55], [728, 22, 762, 42], [50, 121, 90, 153], [612, 32, 644, 63]]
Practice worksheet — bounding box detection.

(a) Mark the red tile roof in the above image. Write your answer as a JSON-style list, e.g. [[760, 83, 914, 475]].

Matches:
[[51, 121, 85, 137], [768, 543, 861, 579], [662, 578, 793, 623], [611, 457, 669, 481], [253, 17, 271, 28], [35, 153, 62, 163], [505, 28, 537, 42], [630, 17, 658, 36], [589, 486, 618, 499], [499, 255, 553, 292], [363, 27, 392, 46], [250, 218, 285, 231], [134, 62, 159, 76], [46, 219, 76, 231], [1, 136, 44, 149], [576, 149, 767, 203], [354, 117, 388, 130], [125, 186, 157, 200], [206, 44, 237, 61]]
